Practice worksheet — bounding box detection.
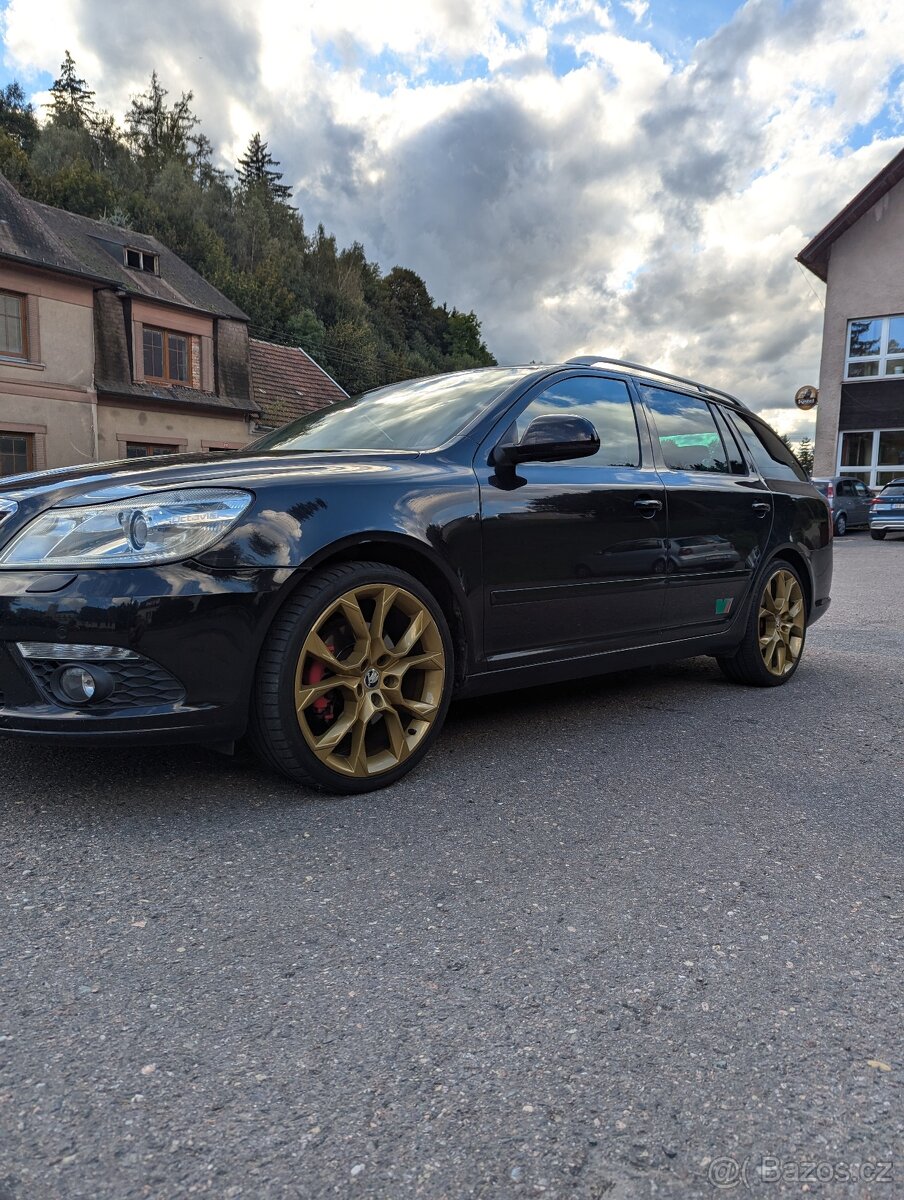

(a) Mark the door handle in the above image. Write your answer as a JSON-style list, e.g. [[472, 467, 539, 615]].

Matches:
[[752, 501, 771, 516], [634, 498, 663, 517]]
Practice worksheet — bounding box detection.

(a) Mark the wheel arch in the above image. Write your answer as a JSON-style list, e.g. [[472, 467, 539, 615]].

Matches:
[[260, 533, 476, 689], [763, 544, 814, 618]]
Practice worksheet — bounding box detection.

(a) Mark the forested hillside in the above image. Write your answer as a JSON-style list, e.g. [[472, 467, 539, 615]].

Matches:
[[0, 54, 496, 393]]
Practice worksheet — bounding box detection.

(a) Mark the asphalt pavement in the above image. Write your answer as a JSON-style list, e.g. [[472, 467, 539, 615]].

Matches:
[[1, 534, 902, 1199]]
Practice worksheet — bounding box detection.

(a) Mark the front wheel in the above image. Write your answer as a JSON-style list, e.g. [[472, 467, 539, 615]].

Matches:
[[249, 562, 454, 793], [871, 530, 887, 541], [716, 561, 807, 687]]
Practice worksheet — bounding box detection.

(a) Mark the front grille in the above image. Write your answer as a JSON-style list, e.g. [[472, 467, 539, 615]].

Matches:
[[24, 654, 185, 711]]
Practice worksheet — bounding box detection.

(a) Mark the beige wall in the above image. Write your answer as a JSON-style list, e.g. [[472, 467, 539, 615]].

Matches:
[[96, 403, 251, 462], [0, 264, 252, 476], [0, 265, 97, 472], [814, 176, 904, 477]]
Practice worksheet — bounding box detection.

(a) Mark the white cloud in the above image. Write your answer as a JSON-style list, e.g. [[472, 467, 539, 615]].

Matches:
[[621, 0, 649, 22], [2, 0, 903, 428]]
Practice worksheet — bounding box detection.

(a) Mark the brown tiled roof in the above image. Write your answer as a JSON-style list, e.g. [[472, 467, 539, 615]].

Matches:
[[250, 339, 347, 428]]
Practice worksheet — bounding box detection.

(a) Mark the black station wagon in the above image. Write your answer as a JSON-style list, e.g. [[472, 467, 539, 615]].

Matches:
[[0, 357, 832, 793]]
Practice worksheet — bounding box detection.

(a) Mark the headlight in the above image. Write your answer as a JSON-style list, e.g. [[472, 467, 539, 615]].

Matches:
[[0, 488, 253, 568]]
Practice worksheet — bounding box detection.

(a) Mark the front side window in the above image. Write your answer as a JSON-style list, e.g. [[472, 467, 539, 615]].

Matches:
[[845, 315, 904, 378], [641, 387, 730, 473], [510, 376, 641, 467], [143, 327, 191, 385], [0, 431, 33, 475], [0, 290, 27, 358]]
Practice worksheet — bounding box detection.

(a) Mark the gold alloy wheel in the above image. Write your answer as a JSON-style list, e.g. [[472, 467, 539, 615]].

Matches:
[[294, 583, 446, 778], [758, 568, 804, 677]]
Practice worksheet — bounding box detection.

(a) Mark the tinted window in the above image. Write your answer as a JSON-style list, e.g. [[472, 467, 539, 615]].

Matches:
[[728, 413, 808, 482], [880, 485, 904, 497], [253, 368, 535, 452], [511, 376, 640, 468], [640, 387, 730, 473], [712, 406, 747, 474], [812, 481, 830, 495]]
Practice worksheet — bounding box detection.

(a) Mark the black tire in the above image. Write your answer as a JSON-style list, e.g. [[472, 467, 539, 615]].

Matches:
[[834, 512, 847, 536], [249, 561, 454, 794], [871, 530, 887, 541], [716, 559, 807, 688]]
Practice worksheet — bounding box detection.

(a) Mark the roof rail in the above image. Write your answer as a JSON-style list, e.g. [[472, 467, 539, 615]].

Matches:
[[565, 356, 748, 410]]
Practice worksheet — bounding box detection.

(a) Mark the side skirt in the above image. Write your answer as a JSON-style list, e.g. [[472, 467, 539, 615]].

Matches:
[[455, 625, 746, 700]]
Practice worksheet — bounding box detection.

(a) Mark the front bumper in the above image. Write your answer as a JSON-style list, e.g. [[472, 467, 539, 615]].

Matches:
[[0, 564, 294, 745]]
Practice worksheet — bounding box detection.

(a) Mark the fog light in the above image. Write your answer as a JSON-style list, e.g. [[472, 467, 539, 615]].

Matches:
[[60, 667, 97, 703], [51, 663, 114, 706]]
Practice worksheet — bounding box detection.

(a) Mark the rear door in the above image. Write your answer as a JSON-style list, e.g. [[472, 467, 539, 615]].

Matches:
[[637, 385, 773, 635]]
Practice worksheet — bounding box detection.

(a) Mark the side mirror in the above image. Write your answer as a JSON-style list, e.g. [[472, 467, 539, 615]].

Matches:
[[493, 415, 600, 467]]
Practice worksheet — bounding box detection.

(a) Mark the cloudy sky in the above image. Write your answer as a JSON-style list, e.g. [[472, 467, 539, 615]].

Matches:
[[2, 0, 903, 436]]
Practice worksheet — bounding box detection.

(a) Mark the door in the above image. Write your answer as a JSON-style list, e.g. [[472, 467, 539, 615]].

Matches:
[[476, 374, 667, 661], [637, 385, 773, 635], [851, 479, 871, 524]]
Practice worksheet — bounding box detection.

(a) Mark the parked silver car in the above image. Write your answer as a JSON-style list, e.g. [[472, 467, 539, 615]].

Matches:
[[811, 476, 871, 535], [870, 478, 904, 540]]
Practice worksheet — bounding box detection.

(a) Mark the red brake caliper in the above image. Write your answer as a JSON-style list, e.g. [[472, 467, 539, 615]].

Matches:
[[305, 638, 336, 718]]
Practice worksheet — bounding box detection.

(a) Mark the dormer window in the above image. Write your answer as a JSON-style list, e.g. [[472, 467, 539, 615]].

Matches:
[[125, 247, 159, 274]]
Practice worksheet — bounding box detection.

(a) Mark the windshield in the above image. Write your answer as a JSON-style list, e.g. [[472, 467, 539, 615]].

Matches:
[[252, 368, 535, 453], [880, 484, 904, 497]]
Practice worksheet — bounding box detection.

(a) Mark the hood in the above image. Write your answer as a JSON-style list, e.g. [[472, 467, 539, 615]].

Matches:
[[0, 449, 422, 508]]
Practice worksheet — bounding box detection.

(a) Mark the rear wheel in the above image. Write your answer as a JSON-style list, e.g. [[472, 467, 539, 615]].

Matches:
[[716, 560, 806, 687], [871, 530, 887, 541], [250, 562, 454, 793], [834, 512, 847, 536]]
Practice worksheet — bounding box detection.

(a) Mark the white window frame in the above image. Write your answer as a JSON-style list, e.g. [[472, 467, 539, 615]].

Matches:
[[836, 426, 904, 488], [844, 314, 904, 380]]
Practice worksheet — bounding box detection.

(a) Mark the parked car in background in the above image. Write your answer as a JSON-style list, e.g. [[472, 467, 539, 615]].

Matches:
[[869, 478, 904, 540], [811, 476, 872, 535], [0, 358, 832, 794]]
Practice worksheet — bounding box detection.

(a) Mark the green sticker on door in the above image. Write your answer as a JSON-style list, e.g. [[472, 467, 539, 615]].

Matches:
[[715, 598, 733, 615]]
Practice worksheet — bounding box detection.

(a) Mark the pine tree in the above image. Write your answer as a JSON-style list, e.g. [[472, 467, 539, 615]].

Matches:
[[0, 81, 39, 151], [126, 71, 199, 170], [796, 435, 814, 477], [236, 133, 292, 201], [47, 51, 95, 128]]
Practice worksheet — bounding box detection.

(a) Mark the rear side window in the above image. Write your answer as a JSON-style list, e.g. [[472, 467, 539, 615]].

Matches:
[[727, 413, 808, 482], [812, 481, 830, 495], [640, 386, 731, 473]]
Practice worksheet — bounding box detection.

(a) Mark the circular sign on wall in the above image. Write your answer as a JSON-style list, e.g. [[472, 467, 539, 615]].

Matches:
[[794, 385, 818, 410]]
